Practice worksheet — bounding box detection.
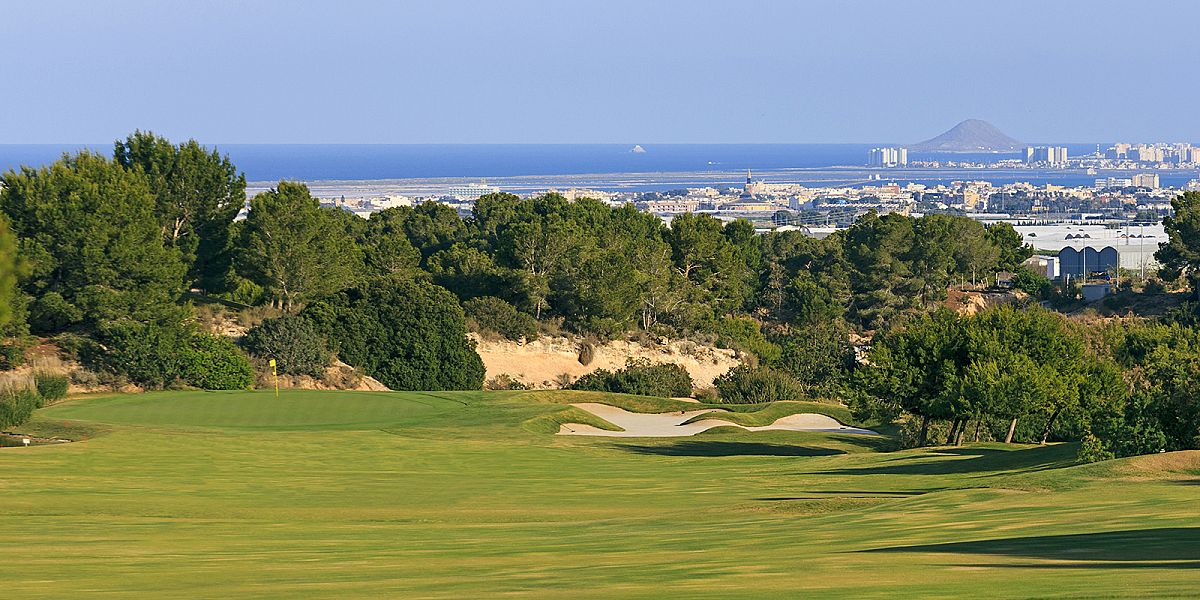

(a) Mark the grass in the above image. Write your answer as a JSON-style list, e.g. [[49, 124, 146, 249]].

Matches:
[[1, 389, 1199, 598], [679, 400, 856, 427]]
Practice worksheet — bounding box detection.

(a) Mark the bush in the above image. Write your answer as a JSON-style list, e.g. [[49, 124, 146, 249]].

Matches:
[[775, 321, 854, 396], [463, 296, 538, 342], [33, 371, 69, 402], [713, 364, 806, 404], [0, 338, 30, 371], [242, 315, 332, 377], [577, 340, 596, 366], [706, 317, 781, 364], [1077, 433, 1115, 463], [181, 333, 255, 390], [83, 323, 253, 390], [570, 358, 693, 397], [0, 386, 41, 429], [485, 374, 531, 391], [1011, 266, 1052, 296], [305, 276, 485, 391]]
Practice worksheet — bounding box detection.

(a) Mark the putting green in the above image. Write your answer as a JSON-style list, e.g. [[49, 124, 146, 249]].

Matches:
[[3, 389, 1198, 598]]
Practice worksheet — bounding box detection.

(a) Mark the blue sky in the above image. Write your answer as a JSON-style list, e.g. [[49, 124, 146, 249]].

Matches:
[[2, 0, 1197, 144]]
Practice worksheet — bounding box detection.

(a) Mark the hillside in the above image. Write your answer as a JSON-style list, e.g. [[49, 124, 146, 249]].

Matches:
[[909, 118, 1023, 152], [473, 334, 741, 389]]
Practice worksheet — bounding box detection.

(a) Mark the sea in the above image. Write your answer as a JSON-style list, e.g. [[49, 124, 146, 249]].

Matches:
[[1, 143, 1196, 189]]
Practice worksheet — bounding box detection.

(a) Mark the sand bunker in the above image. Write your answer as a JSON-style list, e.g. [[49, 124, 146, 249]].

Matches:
[[558, 403, 878, 437]]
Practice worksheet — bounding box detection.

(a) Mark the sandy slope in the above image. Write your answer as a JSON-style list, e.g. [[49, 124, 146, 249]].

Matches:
[[474, 335, 740, 389], [558, 402, 878, 437]]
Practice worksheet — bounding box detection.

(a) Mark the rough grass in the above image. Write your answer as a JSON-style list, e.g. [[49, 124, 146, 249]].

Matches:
[[523, 405, 623, 434], [2, 389, 1199, 598]]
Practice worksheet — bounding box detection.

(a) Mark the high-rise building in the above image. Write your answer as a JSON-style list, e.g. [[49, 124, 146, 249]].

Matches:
[[1131, 173, 1160, 189], [1106, 143, 1131, 160], [868, 147, 907, 167], [1025, 146, 1068, 166]]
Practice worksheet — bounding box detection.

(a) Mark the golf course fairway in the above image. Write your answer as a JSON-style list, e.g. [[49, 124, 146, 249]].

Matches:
[[2, 389, 1198, 598]]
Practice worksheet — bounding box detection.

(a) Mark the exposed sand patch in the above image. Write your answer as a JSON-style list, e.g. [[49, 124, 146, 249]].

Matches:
[[558, 403, 878, 437], [474, 335, 740, 389]]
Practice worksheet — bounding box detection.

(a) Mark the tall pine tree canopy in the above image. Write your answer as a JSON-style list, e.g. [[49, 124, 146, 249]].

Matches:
[[114, 131, 246, 290], [237, 181, 363, 311], [0, 151, 186, 332], [1157, 191, 1200, 298], [0, 215, 20, 330]]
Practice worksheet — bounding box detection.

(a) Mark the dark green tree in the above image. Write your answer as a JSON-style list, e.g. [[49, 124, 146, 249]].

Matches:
[[843, 212, 919, 329], [667, 212, 750, 319], [776, 320, 854, 396], [371, 202, 467, 260], [0, 152, 186, 332], [359, 211, 422, 276], [238, 182, 363, 311], [0, 215, 20, 330], [986, 221, 1034, 272], [304, 275, 485, 391], [114, 131, 246, 289], [1156, 191, 1200, 299]]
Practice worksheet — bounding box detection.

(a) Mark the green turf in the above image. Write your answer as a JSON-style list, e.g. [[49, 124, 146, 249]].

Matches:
[[680, 400, 856, 427], [2, 389, 1198, 598]]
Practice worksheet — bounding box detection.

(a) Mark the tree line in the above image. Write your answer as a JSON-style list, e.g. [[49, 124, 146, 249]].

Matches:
[[1, 132, 1199, 461]]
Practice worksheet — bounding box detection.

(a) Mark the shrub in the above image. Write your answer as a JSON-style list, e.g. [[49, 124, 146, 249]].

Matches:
[[0, 386, 41, 429], [242, 315, 332, 377], [83, 323, 253, 390], [713, 364, 806, 404], [775, 321, 854, 396], [0, 338, 29, 371], [485, 374, 531, 391], [706, 317, 781, 364], [305, 276, 485, 391], [463, 296, 538, 342], [577, 340, 596, 366], [1011, 266, 1052, 296], [553, 372, 574, 389], [570, 358, 693, 397], [1077, 433, 1115, 463], [33, 371, 69, 402], [181, 333, 255, 390]]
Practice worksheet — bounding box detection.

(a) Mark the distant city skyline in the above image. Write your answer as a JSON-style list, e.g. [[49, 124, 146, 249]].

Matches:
[[2, 0, 1199, 144]]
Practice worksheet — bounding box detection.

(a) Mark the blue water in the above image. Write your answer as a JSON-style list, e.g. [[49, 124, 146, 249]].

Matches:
[[0, 143, 880, 180], [0, 143, 1194, 188]]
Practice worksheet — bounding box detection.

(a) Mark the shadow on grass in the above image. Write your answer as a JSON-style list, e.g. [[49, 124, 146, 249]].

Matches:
[[617, 441, 846, 457], [862, 528, 1200, 565], [824, 434, 900, 452], [818, 444, 1077, 476], [754, 490, 924, 500], [951, 561, 1200, 569]]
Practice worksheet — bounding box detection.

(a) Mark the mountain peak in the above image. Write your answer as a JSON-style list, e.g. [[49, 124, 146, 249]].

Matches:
[[909, 119, 1023, 152]]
